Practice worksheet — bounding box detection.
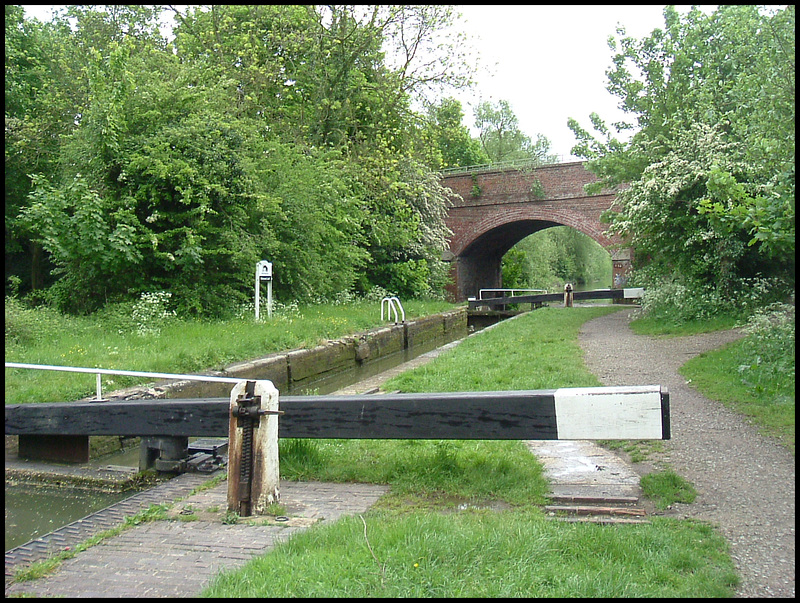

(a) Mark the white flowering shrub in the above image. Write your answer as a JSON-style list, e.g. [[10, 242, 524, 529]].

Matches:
[[131, 291, 176, 336], [636, 273, 788, 325], [738, 302, 795, 399]]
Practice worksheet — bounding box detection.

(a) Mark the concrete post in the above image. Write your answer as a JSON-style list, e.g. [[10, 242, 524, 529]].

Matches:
[[227, 380, 280, 516]]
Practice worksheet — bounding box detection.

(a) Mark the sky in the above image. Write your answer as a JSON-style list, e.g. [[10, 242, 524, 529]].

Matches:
[[453, 5, 698, 160], [20, 5, 708, 160]]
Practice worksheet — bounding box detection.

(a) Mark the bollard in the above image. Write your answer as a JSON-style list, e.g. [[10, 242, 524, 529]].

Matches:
[[227, 379, 281, 516], [563, 283, 574, 307]]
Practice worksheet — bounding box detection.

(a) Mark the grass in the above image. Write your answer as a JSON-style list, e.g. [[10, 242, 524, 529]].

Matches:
[[279, 438, 550, 508], [7, 302, 746, 596], [386, 306, 620, 393], [628, 306, 795, 454], [199, 306, 738, 597], [628, 313, 739, 337], [202, 512, 736, 598], [4, 298, 455, 405], [679, 338, 795, 453], [640, 470, 698, 510]]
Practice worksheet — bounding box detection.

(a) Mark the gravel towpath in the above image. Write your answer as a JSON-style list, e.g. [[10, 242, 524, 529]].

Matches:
[[578, 307, 794, 598]]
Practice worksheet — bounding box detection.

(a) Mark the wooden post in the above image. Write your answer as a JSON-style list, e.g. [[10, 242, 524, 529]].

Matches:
[[227, 380, 280, 516], [563, 283, 574, 307]]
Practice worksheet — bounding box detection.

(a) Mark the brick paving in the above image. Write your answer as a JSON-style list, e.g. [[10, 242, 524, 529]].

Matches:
[[5, 478, 388, 598]]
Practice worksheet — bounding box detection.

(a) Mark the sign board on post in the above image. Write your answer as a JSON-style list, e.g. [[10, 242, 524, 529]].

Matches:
[[255, 260, 273, 320]]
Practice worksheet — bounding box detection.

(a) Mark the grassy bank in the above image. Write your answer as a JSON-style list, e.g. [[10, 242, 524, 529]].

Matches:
[[628, 305, 795, 454], [204, 512, 734, 598], [202, 307, 739, 598], [4, 298, 454, 405], [680, 337, 795, 452]]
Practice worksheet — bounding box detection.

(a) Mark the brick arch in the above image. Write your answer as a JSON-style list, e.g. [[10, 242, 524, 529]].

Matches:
[[439, 162, 628, 301], [451, 205, 616, 258]]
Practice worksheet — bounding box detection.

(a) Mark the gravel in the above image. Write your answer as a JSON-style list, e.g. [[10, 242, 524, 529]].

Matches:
[[578, 307, 795, 598]]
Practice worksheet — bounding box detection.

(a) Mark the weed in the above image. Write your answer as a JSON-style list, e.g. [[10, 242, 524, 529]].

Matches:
[[640, 470, 697, 510], [222, 511, 240, 525]]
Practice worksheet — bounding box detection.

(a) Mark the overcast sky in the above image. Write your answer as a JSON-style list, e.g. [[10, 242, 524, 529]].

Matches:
[[21, 5, 712, 160], [453, 5, 711, 159]]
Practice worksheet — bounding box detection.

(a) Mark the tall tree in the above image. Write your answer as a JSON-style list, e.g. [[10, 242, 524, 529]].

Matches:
[[569, 5, 794, 292], [10, 5, 474, 312], [474, 99, 557, 164], [423, 97, 488, 169]]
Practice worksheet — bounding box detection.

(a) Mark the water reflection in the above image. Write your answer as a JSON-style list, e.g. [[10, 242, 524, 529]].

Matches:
[[5, 483, 133, 551]]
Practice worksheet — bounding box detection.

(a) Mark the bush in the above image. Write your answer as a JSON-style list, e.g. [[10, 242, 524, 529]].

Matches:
[[635, 273, 789, 325], [737, 302, 795, 400], [4, 296, 64, 347], [130, 291, 177, 336]]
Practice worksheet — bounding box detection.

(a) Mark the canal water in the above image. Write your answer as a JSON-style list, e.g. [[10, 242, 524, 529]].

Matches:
[[5, 325, 466, 553], [5, 483, 134, 552]]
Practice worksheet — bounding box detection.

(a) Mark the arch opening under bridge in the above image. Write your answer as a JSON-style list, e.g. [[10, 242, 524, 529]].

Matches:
[[439, 161, 632, 301]]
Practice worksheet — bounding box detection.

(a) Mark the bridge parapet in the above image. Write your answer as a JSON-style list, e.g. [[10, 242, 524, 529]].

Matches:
[[439, 161, 629, 301]]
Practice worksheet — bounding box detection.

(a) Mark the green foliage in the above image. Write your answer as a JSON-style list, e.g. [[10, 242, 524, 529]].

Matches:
[[129, 291, 177, 337], [203, 512, 737, 598], [423, 98, 489, 169], [280, 439, 548, 506], [6, 5, 473, 314], [640, 470, 697, 510], [474, 99, 558, 164], [501, 226, 612, 290], [386, 306, 621, 393], [569, 5, 795, 295], [632, 270, 788, 327], [678, 304, 795, 451], [4, 295, 65, 348], [354, 155, 455, 298], [18, 174, 144, 313], [736, 303, 795, 403], [4, 296, 455, 405]]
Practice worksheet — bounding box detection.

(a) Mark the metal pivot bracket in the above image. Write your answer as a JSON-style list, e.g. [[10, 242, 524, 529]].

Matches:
[[234, 381, 283, 514], [227, 379, 282, 517]]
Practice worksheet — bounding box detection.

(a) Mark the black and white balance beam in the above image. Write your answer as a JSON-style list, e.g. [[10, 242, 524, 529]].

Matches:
[[280, 385, 669, 440], [6, 385, 669, 441]]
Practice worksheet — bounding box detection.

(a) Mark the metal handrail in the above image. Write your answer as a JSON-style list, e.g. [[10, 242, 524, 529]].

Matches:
[[438, 155, 569, 176], [4, 362, 243, 402], [380, 296, 405, 324]]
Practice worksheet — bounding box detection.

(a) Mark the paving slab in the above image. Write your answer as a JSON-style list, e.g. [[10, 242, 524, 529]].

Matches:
[[526, 439, 641, 501], [5, 479, 388, 598]]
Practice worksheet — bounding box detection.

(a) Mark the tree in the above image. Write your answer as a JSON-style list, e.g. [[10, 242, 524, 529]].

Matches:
[[474, 99, 557, 164], [10, 5, 474, 312], [5, 7, 88, 292], [569, 5, 794, 293], [423, 97, 488, 168]]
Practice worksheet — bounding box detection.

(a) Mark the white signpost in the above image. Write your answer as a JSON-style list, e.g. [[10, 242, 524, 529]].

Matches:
[[255, 260, 273, 320]]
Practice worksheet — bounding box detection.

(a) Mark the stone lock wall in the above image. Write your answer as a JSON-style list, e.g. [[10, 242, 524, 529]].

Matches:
[[167, 307, 467, 396]]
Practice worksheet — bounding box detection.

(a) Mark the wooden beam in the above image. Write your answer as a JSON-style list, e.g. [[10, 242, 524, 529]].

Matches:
[[5, 386, 669, 441], [468, 289, 632, 309]]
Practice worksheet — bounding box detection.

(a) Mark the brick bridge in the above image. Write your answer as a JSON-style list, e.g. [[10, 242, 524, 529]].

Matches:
[[439, 161, 631, 301]]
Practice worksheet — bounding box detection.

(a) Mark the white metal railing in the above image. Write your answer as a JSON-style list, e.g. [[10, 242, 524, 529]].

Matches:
[[438, 156, 569, 176], [380, 296, 405, 324], [478, 288, 548, 301], [4, 362, 243, 402]]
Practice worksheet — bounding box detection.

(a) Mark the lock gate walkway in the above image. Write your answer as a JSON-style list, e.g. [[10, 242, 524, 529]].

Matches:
[[5, 474, 389, 597]]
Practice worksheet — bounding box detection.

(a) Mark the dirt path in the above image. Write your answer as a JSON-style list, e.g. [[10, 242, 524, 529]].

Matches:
[[578, 308, 795, 598]]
